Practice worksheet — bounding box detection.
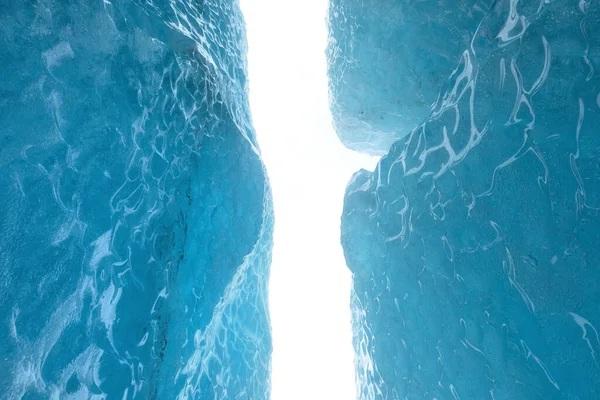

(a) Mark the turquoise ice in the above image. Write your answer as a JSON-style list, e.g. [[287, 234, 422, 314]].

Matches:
[[0, 0, 272, 398], [327, 0, 493, 155], [337, 0, 600, 398]]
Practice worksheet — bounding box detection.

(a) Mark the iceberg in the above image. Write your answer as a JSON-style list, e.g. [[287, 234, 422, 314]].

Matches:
[[327, 0, 493, 155], [0, 0, 272, 399], [340, 0, 600, 398]]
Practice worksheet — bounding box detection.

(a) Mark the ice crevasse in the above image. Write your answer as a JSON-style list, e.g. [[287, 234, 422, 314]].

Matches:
[[331, 0, 600, 399], [0, 0, 273, 399]]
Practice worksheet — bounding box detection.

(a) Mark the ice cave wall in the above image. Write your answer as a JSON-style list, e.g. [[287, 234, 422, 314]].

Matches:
[[337, 0, 600, 399], [327, 0, 494, 155], [0, 0, 272, 399]]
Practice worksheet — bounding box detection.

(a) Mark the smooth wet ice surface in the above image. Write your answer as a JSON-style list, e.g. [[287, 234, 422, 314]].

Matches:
[[339, 0, 600, 398], [0, 0, 272, 398], [327, 0, 493, 155]]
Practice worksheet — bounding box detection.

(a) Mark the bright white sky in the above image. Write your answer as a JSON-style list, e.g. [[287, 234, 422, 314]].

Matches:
[[240, 1, 378, 399]]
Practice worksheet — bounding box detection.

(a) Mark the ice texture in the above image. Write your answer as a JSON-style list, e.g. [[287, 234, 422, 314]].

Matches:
[[0, 0, 272, 399], [327, 0, 493, 155], [340, 0, 600, 399]]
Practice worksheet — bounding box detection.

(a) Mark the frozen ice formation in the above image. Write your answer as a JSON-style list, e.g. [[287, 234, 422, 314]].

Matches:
[[339, 0, 600, 399], [327, 0, 493, 155], [0, 0, 272, 399]]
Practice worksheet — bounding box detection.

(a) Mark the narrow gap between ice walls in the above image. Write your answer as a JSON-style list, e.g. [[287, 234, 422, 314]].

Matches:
[[240, 0, 379, 399]]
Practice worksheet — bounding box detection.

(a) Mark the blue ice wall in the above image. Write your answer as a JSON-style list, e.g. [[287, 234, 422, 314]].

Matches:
[[327, 0, 493, 155], [0, 0, 272, 399], [341, 0, 600, 399]]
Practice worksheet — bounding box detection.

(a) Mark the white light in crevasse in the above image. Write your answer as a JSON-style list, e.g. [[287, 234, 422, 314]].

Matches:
[[240, 1, 378, 399]]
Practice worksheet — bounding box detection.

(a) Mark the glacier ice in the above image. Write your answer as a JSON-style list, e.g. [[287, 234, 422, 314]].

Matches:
[[0, 0, 272, 399], [339, 0, 600, 399], [327, 0, 494, 155]]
